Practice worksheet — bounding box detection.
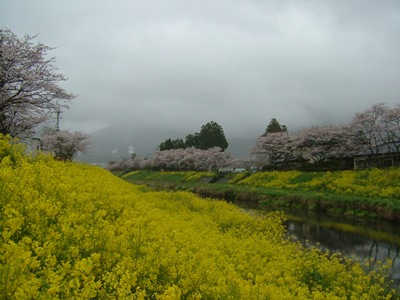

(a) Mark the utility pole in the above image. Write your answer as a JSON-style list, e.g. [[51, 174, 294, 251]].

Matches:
[[56, 106, 61, 132]]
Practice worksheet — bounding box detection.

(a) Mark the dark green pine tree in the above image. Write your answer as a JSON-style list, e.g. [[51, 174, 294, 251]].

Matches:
[[197, 121, 228, 151], [185, 133, 201, 149], [159, 138, 173, 151], [263, 118, 287, 136], [159, 138, 185, 151]]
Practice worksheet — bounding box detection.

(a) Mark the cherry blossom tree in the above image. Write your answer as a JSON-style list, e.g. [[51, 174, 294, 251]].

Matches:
[[108, 156, 150, 172], [150, 147, 233, 171], [107, 158, 135, 172], [350, 103, 388, 155], [292, 125, 355, 165], [253, 118, 291, 170], [252, 124, 359, 170], [350, 103, 400, 166], [383, 104, 400, 162], [0, 28, 75, 137], [228, 157, 250, 169], [251, 131, 292, 169], [152, 148, 183, 170], [203, 147, 233, 170], [251, 102, 400, 170], [41, 130, 90, 161]]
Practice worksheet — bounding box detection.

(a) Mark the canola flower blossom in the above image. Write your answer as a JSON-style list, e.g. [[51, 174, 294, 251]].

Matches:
[[234, 169, 400, 200], [0, 135, 395, 299]]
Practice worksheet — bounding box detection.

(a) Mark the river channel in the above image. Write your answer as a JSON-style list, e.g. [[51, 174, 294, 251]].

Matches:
[[237, 201, 400, 292]]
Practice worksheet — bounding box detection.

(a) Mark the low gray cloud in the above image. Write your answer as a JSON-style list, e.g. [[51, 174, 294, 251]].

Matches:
[[2, 0, 400, 144]]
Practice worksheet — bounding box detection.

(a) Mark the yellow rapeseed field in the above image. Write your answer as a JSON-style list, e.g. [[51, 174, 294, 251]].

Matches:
[[235, 169, 400, 200], [0, 136, 395, 299]]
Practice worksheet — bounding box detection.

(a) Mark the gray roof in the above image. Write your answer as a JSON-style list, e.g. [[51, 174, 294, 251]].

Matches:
[[354, 141, 400, 156]]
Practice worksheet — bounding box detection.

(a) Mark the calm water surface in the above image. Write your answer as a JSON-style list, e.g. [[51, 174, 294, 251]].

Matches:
[[238, 201, 400, 292]]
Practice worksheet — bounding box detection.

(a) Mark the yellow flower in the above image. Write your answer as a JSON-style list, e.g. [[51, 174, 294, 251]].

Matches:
[[0, 135, 394, 299]]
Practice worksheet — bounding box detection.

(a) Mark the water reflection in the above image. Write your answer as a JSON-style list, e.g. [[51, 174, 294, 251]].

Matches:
[[285, 218, 400, 289], [237, 201, 400, 291]]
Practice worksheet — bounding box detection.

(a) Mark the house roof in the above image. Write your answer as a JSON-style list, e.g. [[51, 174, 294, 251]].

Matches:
[[354, 141, 400, 157]]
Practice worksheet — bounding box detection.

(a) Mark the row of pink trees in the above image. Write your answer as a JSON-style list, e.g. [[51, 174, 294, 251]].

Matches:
[[108, 147, 235, 172], [252, 125, 355, 170], [151, 147, 233, 171], [252, 103, 400, 170], [109, 102, 400, 172]]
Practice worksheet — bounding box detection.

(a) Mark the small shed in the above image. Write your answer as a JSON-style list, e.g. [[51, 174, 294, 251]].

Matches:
[[353, 142, 400, 169]]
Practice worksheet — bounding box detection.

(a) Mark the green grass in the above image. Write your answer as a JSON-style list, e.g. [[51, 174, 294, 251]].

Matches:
[[122, 170, 216, 186], [289, 172, 319, 184], [119, 170, 400, 222]]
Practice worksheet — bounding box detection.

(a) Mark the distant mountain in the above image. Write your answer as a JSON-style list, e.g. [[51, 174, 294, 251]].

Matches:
[[226, 135, 256, 158], [76, 124, 182, 164], [76, 124, 256, 164]]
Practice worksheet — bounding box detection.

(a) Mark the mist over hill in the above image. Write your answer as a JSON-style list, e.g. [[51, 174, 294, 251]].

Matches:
[[76, 125, 256, 164]]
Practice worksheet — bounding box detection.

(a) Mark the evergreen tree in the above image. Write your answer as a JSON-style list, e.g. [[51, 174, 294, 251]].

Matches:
[[197, 121, 228, 151], [159, 138, 173, 151], [158, 121, 228, 151], [263, 118, 287, 136], [172, 138, 185, 149], [185, 133, 201, 149], [158, 138, 185, 151]]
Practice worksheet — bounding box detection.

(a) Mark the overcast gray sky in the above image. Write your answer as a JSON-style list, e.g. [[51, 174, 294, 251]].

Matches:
[[2, 0, 400, 139]]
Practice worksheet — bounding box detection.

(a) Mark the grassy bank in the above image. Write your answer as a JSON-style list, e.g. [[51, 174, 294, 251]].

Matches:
[[0, 138, 396, 299], [122, 169, 400, 222]]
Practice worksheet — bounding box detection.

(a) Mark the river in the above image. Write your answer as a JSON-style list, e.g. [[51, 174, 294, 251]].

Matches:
[[137, 181, 400, 291], [237, 201, 400, 292]]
